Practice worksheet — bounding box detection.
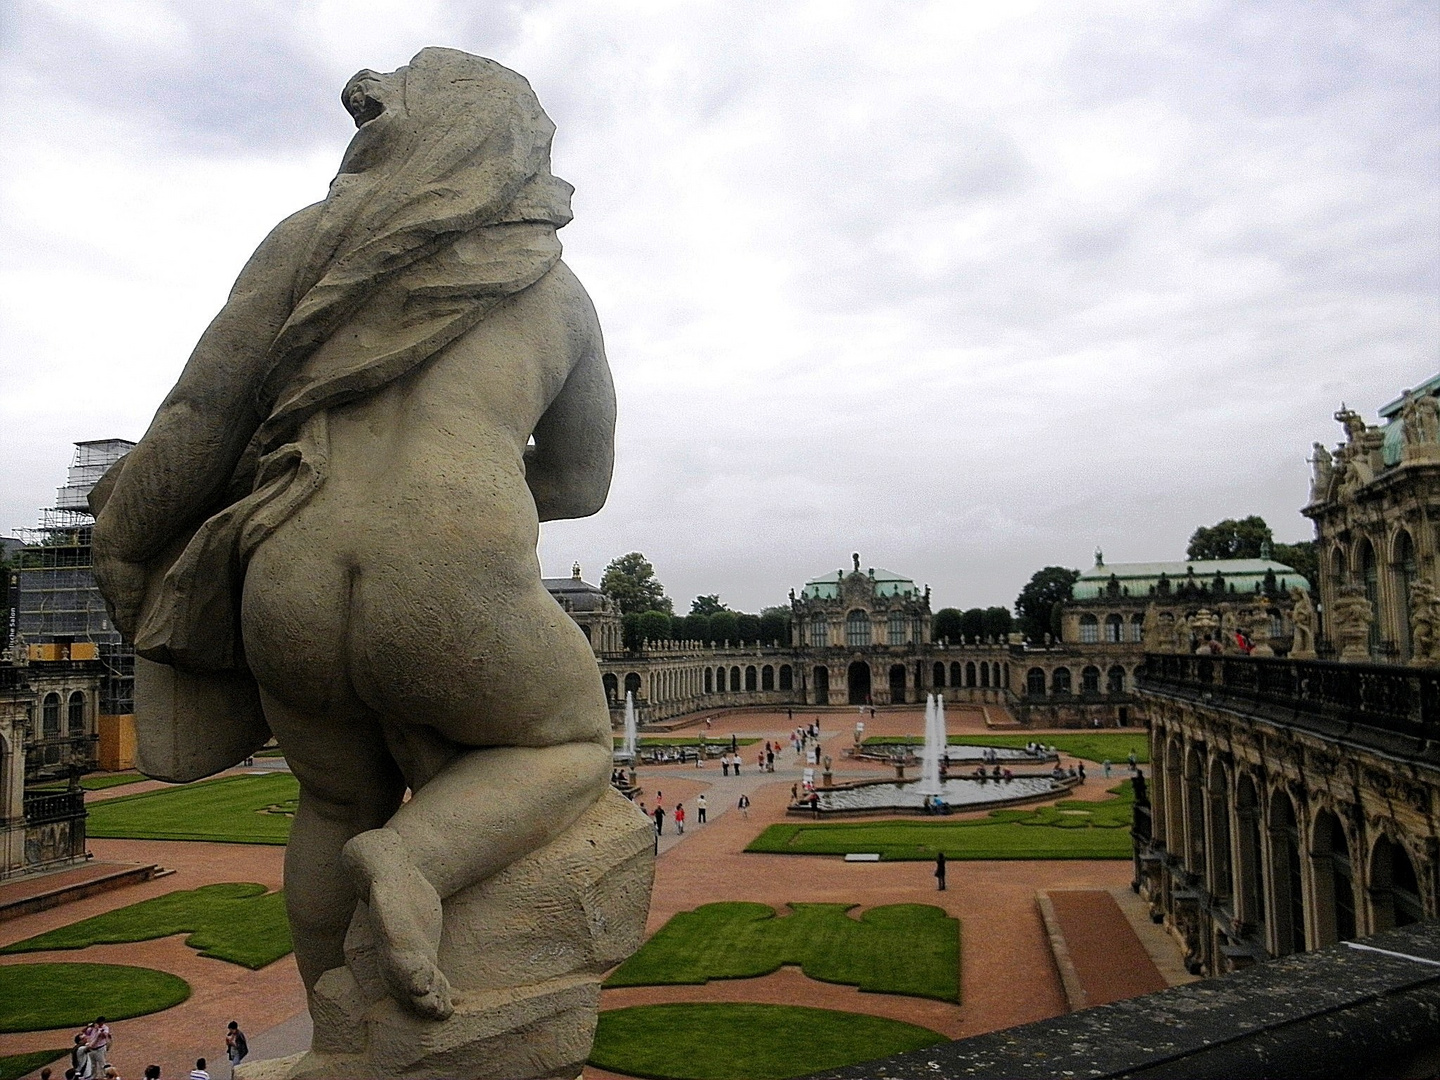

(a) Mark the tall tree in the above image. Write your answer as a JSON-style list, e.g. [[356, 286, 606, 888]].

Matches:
[[1272, 540, 1319, 593], [1186, 516, 1273, 561], [690, 594, 728, 616], [959, 608, 985, 641], [982, 606, 1014, 641], [602, 552, 672, 615], [1016, 567, 1080, 642], [709, 610, 740, 644], [759, 606, 790, 645], [735, 613, 762, 643], [932, 608, 965, 643]]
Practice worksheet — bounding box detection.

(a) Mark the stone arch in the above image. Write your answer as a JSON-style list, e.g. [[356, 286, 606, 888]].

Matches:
[[1183, 744, 1207, 876], [932, 662, 946, 688], [1163, 738, 1184, 858], [1311, 808, 1357, 945], [1105, 613, 1123, 643], [1392, 527, 1418, 658], [1235, 772, 1264, 936], [1269, 787, 1307, 955], [602, 672, 619, 704], [778, 664, 793, 691], [704, 667, 713, 694], [966, 661, 977, 687], [624, 672, 642, 700], [1051, 667, 1071, 694], [847, 661, 872, 705], [1370, 832, 1425, 930], [1079, 613, 1099, 642], [1107, 665, 1126, 694], [1081, 665, 1101, 694], [745, 665, 757, 692], [949, 661, 962, 687], [1026, 667, 1046, 696], [1356, 536, 1380, 656], [1207, 758, 1232, 902], [762, 664, 775, 691], [888, 664, 907, 704], [812, 665, 830, 705], [730, 666, 741, 691], [1330, 544, 1348, 585], [979, 662, 990, 688]]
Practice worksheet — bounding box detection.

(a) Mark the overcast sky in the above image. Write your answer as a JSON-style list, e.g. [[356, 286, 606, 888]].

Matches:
[[2, 0, 1436, 613]]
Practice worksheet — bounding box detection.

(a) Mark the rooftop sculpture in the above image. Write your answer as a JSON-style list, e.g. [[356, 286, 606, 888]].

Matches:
[[89, 48, 653, 1079]]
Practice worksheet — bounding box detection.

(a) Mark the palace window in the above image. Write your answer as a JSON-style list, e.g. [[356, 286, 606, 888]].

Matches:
[[1105, 614, 1123, 643], [1130, 614, 1144, 642], [1081, 666, 1100, 694], [1052, 667, 1072, 694], [67, 691, 86, 735], [846, 610, 871, 649], [810, 617, 829, 648], [888, 613, 906, 645], [42, 693, 60, 738], [1079, 614, 1099, 643], [1025, 668, 1046, 696]]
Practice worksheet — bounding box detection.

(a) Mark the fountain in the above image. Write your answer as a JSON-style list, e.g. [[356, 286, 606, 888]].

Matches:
[[614, 691, 639, 765], [916, 693, 943, 796]]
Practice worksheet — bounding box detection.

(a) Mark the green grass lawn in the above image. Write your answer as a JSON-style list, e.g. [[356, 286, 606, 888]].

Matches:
[[85, 773, 298, 844], [606, 902, 958, 1001], [589, 1003, 946, 1080], [0, 963, 190, 1033], [33, 772, 147, 793], [3, 883, 292, 969], [864, 731, 1149, 764], [748, 782, 1136, 861], [0, 1049, 69, 1080]]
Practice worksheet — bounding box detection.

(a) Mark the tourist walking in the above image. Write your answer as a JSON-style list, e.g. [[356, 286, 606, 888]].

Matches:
[[696, 794, 707, 824], [653, 804, 666, 836], [87, 1017, 111, 1075], [71, 1033, 92, 1079], [225, 1021, 248, 1078], [721, 753, 731, 776], [738, 793, 750, 818], [935, 852, 947, 891], [1103, 759, 1112, 779], [189, 1061, 210, 1080], [675, 803, 686, 834]]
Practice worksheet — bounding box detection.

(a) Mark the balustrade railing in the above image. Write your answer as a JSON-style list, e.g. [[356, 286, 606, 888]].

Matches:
[[24, 788, 85, 825], [1139, 652, 1440, 750]]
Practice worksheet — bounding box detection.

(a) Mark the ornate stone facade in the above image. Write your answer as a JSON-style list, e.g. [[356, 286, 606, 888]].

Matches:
[[1305, 375, 1440, 664]]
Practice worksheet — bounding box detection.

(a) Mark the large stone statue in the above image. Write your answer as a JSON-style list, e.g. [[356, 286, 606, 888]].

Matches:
[[1308, 442, 1333, 504], [88, 49, 653, 1079], [1288, 586, 1317, 659], [1332, 585, 1375, 663], [1408, 577, 1440, 666]]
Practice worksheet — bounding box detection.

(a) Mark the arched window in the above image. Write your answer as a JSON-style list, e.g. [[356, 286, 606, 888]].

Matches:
[[1395, 530, 1417, 658], [704, 668, 713, 694], [1105, 614, 1123, 643], [778, 665, 793, 691], [1081, 666, 1100, 694], [812, 665, 830, 704], [1371, 836, 1424, 930], [888, 612, 907, 645], [810, 616, 829, 649], [42, 693, 60, 738], [1270, 790, 1307, 955], [1026, 667, 1046, 696], [602, 673, 619, 703], [1052, 667, 1071, 694], [1235, 774, 1264, 939], [1208, 761, 1232, 902], [965, 661, 976, 687], [730, 666, 741, 690], [932, 662, 946, 688], [1358, 539, 1380, 657], [1130, 614, 1145, 643], [1107, 665, 1126, 694], [1184, 746, 1206, 877], [762, 665, 775, 691], [1079, 614, 1099, 643], [1312, 810, 1356, 944], [888, 664, 907, 704], [67, 691, 86, 735], [745, 665, 758, 691], [950, 662, 962, 687], [846, 610, 871, 649], [624, 672, 642, 699], [980, 662, 990, 688]]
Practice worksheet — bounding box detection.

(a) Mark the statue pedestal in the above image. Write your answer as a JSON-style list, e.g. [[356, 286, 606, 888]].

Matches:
[[241, 788, 654, 1080]]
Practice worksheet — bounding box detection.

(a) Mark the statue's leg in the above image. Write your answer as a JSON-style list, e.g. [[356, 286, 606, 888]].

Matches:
[[341, 739, 611, 1020], [257, 688, 406, 995]]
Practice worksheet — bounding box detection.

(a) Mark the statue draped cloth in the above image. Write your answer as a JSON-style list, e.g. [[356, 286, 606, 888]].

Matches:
[[94, 49, 574, 676]]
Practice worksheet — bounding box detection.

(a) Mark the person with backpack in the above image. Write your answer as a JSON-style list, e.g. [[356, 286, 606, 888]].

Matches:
[[225, 1022, 248, 1078]]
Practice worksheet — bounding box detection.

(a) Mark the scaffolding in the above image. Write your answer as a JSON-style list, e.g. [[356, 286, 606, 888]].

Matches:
[[12, 440, 137, 714]]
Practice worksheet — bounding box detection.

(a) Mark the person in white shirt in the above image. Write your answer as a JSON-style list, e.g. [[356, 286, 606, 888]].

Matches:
[[189, 1058, 210, 1080]]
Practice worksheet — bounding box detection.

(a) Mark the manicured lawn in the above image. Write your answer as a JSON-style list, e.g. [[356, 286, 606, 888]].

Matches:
[[33, 772, 147, 792], [0, 963, 190, 1033], [606, 902, 958, 1001], [3, 883, 292, 969], [0, 1049, 69, 1080], [589, 1003, 946, 1080], [747, 782, 1135, 861], [865, 732, 1150, 764], [86, 773, 298, 844]]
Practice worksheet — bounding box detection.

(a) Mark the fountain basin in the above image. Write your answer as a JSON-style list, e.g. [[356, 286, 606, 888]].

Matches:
[[856, 743, 1059, 766], [789, 774, 1074, 816]]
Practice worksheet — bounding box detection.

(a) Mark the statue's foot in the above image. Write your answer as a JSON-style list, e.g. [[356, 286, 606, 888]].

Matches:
[[341, 828, 454, 1021]]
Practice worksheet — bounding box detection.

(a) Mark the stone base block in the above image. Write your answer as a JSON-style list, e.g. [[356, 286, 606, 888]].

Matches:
[[247, 787, 654, 1080]]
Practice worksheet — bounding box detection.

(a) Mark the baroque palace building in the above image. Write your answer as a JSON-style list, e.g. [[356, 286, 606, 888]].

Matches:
[[1133, 376, 1440, 979]]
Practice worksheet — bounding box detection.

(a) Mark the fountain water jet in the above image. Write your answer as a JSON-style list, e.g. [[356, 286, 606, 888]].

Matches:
[[622, 690, 639, 760], [917, 693, 944, 796]]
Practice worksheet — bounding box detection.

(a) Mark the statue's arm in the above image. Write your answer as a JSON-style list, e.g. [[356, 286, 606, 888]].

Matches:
[[524, 284, 616, 522], [92, 203, 320, 629]]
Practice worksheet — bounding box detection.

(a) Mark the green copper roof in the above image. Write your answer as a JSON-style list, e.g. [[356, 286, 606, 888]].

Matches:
[[1074, 559, 1310, 599], [801, 567, 918, 600]]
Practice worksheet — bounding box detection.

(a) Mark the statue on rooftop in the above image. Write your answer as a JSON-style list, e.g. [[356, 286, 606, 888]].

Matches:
[[1288, 587, 1317, 659], [1308, 442, 1333, 504], [88, 48, 652, 1079]]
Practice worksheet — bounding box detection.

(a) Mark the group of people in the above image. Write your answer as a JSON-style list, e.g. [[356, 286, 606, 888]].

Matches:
[[46, 1022, 247, 1080]]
